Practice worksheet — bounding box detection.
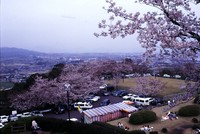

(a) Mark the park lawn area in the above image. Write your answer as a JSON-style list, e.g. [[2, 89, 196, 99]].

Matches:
[[107, 76, 185, 96], [108, 99, 200, 134]]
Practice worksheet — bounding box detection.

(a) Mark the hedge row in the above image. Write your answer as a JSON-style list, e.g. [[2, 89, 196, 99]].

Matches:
[[93, 122, 145, 134], [0, 117, 145, 134]]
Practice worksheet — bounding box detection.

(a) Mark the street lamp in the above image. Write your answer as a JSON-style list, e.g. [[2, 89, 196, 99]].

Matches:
[[64, 83, 71, 122]]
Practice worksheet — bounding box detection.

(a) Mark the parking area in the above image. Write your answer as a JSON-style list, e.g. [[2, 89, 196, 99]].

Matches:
[[44, 95, 124, 121], [1, 89, 164, 127], [43, 88, 166, 122]]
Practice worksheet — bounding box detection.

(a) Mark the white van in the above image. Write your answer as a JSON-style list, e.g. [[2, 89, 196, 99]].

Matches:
[[132, 97, 154, 106], [74, 102, 93, 109]]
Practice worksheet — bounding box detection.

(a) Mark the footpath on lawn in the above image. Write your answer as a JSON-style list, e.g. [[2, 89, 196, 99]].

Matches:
[[108, 99, 200, 134]]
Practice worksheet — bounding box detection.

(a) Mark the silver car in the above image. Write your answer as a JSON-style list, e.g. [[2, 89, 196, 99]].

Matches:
[[9, 115, 18, 122]]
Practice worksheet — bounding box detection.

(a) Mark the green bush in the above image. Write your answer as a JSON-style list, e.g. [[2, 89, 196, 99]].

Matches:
[[192, 118, 199, 123], [178, 105, 200, 117], [149, 131, 158, 134], [161, 127, 168, 133], [192, 124, 200, 130], [129, 110, 157, 125]]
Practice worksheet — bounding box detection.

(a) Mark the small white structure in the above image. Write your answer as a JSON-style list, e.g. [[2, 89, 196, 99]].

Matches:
[[83, 102, 138, 124]]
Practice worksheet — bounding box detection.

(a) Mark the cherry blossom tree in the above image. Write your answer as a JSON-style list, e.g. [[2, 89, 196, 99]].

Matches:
[[91, 60, 133, 88], [95, 0, 200, 59], [10, 60, 136, 111], [180, 61, 200, 94], [10, 62, 102, 111], [10, 76, 68, 111], [130, 77, 166, 96]]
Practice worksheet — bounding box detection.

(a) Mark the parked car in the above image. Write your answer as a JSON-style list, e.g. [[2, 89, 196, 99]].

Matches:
[[132, 97, 154, 106], [118, 90, 129, 97], [100, 99, 111, 106], [99, 84, 108, 89], [91, 96, 100, 102], [16, 114, 22, 119], [130, 94, 140, 100], [85, 95, 100, 102], [122, 94, 138, 100], [21, 112, 32, 118], [0, 115, 9, 123], [31, 110, 43, 117], [102, 91, 110, 96], [137, 94, 148, 98], [194, 96, 200, 104], [0, 123, 4, 129], [66, 118, 79, 122], [122, 94, 133, 100], [8, 115, 18, 122], [150, 98, 165, 106], [74, 102, 93, 109], [112, 90, 126, 96]]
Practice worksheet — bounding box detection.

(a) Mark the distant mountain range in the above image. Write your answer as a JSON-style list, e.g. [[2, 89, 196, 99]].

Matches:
[[0, 47, 144, 59], [0, 47, 47, 58]]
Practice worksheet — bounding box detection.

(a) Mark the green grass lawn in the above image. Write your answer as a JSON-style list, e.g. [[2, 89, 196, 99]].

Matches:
[[107, 76, 185, 96]]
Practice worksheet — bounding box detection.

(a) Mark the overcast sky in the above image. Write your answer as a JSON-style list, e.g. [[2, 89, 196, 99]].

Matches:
[[1, 0, 155, 53]]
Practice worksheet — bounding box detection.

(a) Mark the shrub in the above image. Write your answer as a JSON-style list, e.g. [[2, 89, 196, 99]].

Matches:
[[192, 118, 199, 123], [128, 130, 146, 134], [161, 127, 168, 133], [129, 110, 157, 125], [178, 105, 200, 117], [192, 124, 200, 130], [0, 117, 36, 134], [149, 131, 158, 134]]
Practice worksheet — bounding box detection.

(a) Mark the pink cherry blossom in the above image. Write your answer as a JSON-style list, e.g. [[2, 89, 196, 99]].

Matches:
[[95, 0, 200, 60]]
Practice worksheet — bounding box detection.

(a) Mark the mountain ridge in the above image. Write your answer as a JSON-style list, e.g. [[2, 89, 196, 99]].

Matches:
[[0, 47, 47, 58]]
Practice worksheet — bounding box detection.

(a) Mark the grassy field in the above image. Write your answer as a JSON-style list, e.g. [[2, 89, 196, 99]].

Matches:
[[107, 76, 185, 96]]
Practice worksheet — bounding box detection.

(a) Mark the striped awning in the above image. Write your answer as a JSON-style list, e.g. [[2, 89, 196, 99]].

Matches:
[[83, 102, 138, 118]]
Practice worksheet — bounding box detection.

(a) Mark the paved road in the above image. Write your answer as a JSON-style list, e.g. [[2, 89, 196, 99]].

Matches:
[[44, 95, 124, 121]]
